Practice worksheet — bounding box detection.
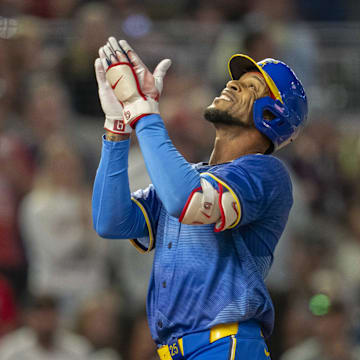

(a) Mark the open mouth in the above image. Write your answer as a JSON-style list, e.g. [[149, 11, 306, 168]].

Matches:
[[219, 89, 235, 102], [218, 94, 231, 102]]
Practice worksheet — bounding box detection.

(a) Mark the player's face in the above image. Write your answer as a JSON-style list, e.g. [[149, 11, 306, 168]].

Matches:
[[206, 72, 270, 126]]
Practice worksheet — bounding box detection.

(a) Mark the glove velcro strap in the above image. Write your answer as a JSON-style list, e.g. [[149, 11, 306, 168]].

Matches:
[[104, 117, 132, 134], [123, 98, 159, 127]]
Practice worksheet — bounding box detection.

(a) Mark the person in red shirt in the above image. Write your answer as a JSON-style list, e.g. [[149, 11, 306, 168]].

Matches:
[[0, 275, 17, 338]]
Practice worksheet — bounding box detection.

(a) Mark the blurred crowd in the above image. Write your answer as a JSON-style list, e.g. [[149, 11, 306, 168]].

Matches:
[[0, 0, 360, 359]]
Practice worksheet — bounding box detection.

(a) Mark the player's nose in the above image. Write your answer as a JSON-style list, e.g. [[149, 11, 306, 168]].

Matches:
[[226, 80, 241, 92]]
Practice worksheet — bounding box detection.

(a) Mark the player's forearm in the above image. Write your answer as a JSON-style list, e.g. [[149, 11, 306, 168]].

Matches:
[[92, 137, 147, 238], [135, 114, 201, 217]]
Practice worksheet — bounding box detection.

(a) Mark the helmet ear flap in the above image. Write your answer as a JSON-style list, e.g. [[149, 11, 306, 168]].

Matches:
[[263, 109, 276, 121], [253, 97, 297, 151]]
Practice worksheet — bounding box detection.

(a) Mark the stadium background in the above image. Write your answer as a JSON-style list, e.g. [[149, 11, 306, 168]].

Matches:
[[0, 0, 360, 359]]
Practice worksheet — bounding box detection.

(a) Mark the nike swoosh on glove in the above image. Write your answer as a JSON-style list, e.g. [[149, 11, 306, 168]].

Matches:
[[99, 38, 171, 128]]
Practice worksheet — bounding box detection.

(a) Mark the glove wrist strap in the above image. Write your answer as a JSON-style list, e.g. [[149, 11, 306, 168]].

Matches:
[[123, 98, 159, 128], [104, 116, 132, 134]]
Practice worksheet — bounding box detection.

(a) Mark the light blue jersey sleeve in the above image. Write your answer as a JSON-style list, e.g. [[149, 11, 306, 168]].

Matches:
[[92, 136, 161, 252], [135, 114, 201, 217]]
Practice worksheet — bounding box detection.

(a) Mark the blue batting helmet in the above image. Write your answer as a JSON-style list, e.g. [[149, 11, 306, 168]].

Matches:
[[228, 54, 308, 152]]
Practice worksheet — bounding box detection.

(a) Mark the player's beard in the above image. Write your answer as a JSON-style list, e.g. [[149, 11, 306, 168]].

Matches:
[[203, 108, 254, 129]]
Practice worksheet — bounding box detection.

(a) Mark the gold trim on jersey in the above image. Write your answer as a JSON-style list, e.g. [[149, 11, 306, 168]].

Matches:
[[201, 173, 242, 229], [129, 197, 154, 253]]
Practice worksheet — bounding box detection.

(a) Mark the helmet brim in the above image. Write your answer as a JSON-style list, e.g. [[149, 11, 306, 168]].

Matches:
[[228, 54, 283, 104]]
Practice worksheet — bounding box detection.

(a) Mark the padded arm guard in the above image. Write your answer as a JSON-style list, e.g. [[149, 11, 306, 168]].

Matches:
[[179, 176, 241, 232]]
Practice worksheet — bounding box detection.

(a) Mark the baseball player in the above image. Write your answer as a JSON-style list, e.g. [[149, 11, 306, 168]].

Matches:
[[92, 37, 308, 360]]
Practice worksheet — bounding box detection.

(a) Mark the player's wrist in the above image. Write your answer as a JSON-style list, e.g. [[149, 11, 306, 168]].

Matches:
[[105, 130, 130, 141]]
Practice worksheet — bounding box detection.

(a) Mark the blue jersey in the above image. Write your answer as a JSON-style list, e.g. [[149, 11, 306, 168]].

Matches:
[[92, 114, 293, 346], [131, 156, 292, 344]]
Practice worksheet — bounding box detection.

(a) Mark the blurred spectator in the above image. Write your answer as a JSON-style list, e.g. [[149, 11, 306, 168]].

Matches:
[[267, 172, 311, 292], [0, 40, 17, 120], [244, 0, 318, 88], [76, 291, 122, 360], [61, 3, 112, 117], [127, 311, 157, 360], [21, 74, 97, 177], [243, 28, 277, 62], [7, 16, 46, 100], [184, 0, 226, 25], [19, 135, 109, 324], [280, 300, 360, 360], [286, 229, 334, 298], [0, 133, 34, 298], [216, 0, 248, 22], [0, 18, 38, 304], [267, 227, 335, 358], [0, 294, 91, 360], [161, 72, 214, 162], [183, 0, 246, 22], [0, 0, 26, 17], [0, 275, 17, 339], [337, 130, 360, 204], [106, 239, 152, 317], [25, 0, 80, 19], [286, 120, 350, 220], [206, 23, 279, 92], [205, 23, 245, 92], [280, 297, 314, 353], [266, 173, 311, 358], [297, 0, 347, 22], [22, 76, 71, 147], [334, 203, 360, 304]]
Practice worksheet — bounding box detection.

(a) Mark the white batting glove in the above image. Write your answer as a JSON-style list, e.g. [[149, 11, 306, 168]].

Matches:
[[94, 57, 132, 135], [99, 38, 171, 127]]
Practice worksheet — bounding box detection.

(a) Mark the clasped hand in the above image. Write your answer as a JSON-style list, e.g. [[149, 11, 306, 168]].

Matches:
[[94, 37, 171, 134]]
